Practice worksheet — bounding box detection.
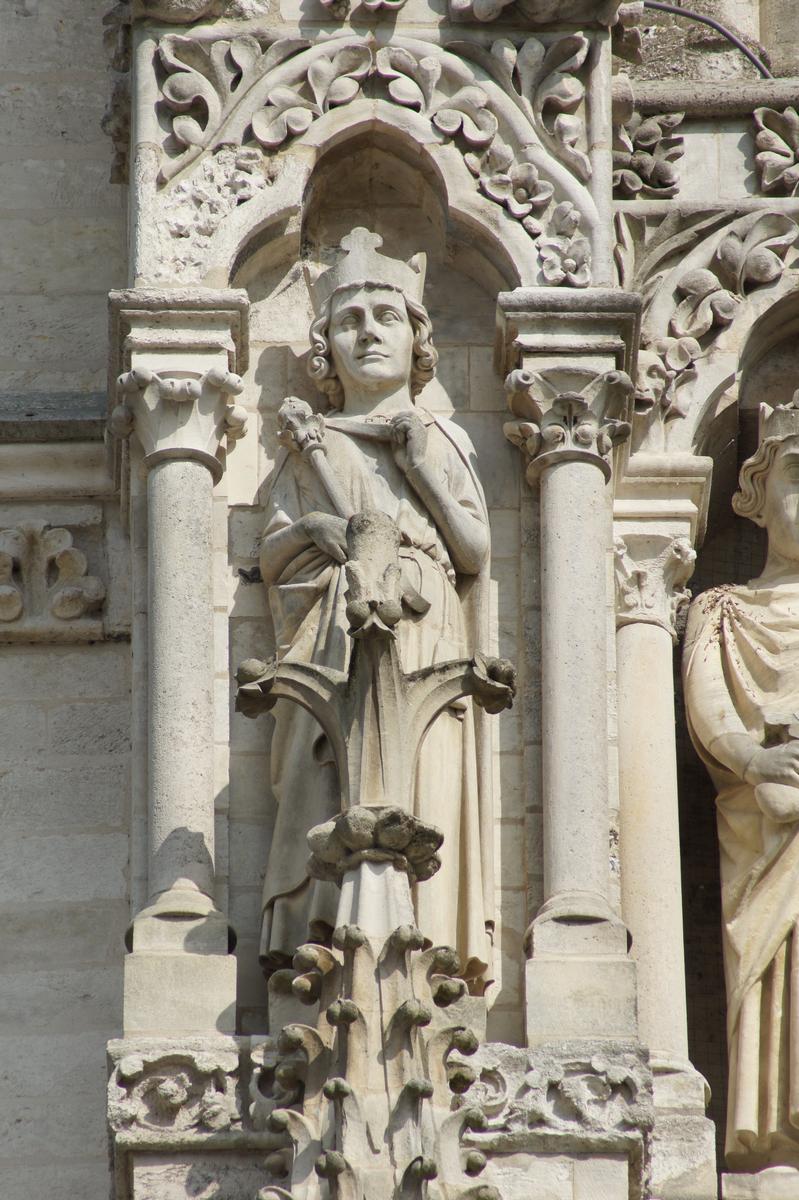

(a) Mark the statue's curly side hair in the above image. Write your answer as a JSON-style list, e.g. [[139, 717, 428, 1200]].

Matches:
[[307, 286, 438, 409], [732, 437, 785, 524]]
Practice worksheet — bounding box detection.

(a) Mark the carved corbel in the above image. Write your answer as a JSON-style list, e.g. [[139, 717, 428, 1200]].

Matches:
[[504, 367, 634, 483], [614, 533, 696, 639]]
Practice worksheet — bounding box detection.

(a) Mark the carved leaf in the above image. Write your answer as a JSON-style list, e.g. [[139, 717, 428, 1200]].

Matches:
[[714, 212, 798, 295], [754, 106, 799, 195], [252, 89, 318, 149], [307, 45, 372, 112], [375, 47, 440, 113], [158, 35, 314, 181], [432, 86, 498, 147], [670, 268, 738, 339]]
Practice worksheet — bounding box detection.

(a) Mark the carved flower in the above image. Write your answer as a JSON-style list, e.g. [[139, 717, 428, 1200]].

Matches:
[[539, 202, 591, 287], [467, 140, 554, 235], [754, 106, 799, 196], [613, 112, 684, 199]]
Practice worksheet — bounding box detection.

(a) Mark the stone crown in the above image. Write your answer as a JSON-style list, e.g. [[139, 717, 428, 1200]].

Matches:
[[305, 227, 427, 314], [759, 390, 799, 442]]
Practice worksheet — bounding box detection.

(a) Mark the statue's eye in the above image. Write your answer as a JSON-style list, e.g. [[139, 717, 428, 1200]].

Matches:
[[336, 314, 358, 330], [379, 309, 400, 324]]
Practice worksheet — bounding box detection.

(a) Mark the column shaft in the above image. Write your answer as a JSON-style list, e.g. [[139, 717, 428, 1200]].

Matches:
[[147, 458, 216, 904], [617, 620, 689, 1062], [540, 459, 610, 909]]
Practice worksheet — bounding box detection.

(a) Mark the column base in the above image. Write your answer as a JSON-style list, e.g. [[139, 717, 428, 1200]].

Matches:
[[650, 1060, 717, 1200], [722, 1168, 799, 1198], [123, 889, 237, 1036], [123, 951, 237, 1036], [525, 954, 638, 1045]]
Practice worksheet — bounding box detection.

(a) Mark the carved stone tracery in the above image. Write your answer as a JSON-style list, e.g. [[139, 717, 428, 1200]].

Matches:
[[153, 33, 596, 278]]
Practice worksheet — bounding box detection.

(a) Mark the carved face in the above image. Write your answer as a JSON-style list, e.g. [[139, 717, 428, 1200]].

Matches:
[[634, 350, 671, 412], [328, 285, 415, 398], [761, 438, 799, 562]]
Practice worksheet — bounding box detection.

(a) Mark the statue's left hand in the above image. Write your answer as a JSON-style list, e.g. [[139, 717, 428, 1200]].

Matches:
[[390, 411, 427, 474]]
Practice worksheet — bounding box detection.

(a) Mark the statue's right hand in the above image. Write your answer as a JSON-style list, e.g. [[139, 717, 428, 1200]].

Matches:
[[301, 512, 348, 564], [744, 742, 799, 787]]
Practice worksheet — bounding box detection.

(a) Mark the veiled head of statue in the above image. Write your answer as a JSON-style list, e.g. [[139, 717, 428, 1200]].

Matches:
[[304, 230, 437, 408]]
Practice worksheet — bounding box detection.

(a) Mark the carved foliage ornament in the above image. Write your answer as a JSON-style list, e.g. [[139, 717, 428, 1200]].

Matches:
[[615, 209, 799, 350], [754, 107, 799, 197], [0, 524, 105, 639], [614, 535, 696, 639], [613, 112, 684, 200], [671, 215, 798, 340], [155, 34, 593, 276], [110, 366, 247, 481], [504, 368, 633, 482], [453, 1043, 654, 1142], [108, 1042, 241, 1134]]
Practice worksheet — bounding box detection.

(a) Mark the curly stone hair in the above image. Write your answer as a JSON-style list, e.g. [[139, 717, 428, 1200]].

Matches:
[[307, 285, 438, 408], [732, 437, 786, 525]]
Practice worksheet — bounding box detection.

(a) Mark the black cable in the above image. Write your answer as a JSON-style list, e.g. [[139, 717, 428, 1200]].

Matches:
[[642, 0, 773, 79]]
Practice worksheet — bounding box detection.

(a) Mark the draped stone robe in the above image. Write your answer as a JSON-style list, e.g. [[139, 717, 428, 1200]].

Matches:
[[259, 407, 493, 986], [684, 579, 799, 1168]]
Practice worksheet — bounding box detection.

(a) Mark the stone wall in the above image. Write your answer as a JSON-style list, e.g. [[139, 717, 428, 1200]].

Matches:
[[0, 639, 130, 1199], [0, 4, 128, 1196], [0, 0, 126, 395]]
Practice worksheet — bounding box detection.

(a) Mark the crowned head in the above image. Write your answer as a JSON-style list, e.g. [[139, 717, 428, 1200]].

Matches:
[[305, 229, 437, 408], [734, 391, 799, 552]]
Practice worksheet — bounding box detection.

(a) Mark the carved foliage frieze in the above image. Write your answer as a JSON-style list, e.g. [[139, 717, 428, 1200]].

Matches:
[[108, 1040, 242, 1136], [455, 1042, 653, 1139], [616, 209, 799, 346], [0, 523, 105, 642], [154, 34, 594, 281]]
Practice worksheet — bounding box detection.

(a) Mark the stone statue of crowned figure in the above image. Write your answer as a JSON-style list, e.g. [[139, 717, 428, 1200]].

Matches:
[[684, 393, 799, 1175], [257, 229, 494, 990]]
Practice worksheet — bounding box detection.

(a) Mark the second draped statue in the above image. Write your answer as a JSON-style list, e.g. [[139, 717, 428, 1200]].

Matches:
[[257, 229, 494, 988]]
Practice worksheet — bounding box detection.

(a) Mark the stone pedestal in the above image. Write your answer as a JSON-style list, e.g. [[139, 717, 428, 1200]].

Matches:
[[109, 289, 249, 1035]]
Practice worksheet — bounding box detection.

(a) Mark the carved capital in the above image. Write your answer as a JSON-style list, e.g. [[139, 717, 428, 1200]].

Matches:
[[108, 288, 250, 483], [614, 533, 696, 639], [110, 366, 246, 482], [504, 368, 633, 483]]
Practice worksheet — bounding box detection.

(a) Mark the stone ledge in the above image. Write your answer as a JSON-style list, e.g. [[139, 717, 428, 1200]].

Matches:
[[0, 393, 106, 442]]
